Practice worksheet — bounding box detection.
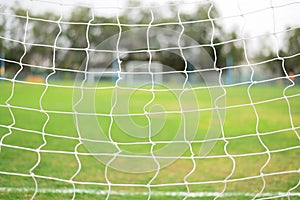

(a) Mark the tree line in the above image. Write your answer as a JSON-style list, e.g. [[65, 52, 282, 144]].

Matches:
[[0, 1, 299, 79]]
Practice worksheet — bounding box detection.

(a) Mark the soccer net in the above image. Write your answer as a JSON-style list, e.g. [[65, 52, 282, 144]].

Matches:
[[0, 0, 299, 199]]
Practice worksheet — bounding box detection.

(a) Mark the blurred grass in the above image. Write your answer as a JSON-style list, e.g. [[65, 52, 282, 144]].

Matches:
[[0, 80, 299, 199]]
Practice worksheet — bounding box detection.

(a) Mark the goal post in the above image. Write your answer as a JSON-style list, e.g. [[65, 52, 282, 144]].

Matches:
[[0, 0, 299, 199]]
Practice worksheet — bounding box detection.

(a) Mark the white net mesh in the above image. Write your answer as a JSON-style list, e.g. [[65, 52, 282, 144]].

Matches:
[[0, 0, 300, 199]]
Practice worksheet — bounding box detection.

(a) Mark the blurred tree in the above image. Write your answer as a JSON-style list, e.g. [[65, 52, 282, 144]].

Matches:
[[26, 11, 60, 72], [0, 6, 6, 51], [58, 7, 91, 70], [283, 28, 300, 73], [256, 27, 300, 76], [3, 7, 29, 78], [0, 1, 248, 74]]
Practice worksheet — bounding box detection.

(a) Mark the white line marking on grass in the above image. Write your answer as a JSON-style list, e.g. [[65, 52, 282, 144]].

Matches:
[[0, 187, 300, 198]]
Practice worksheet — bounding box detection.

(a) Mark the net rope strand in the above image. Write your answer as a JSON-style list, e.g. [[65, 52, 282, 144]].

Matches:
[[0, 169, 298, 188], [269, 0, 300, 199], [29, 6, 63, 199], [0, 142, 298, 159], [104, 3, 123, 199], [237, 1, 272, 199], [270, 0, 300, 141], [0, 5, 30, 153], [176, 2, 197, 199], [143, 8, 161, 200], [1, 70, 300, 92], [208, 1, 236, 199], [0, 123, 299, 147], [70, 6, 94, 200], [0, 0, 299, 28], [0, 86, 300, 118], [15, 6, 38, 199], [1, 24, 300, 56]]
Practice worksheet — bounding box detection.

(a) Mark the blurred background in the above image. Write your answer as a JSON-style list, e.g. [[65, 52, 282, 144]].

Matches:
[[0, 0, 299, 86]]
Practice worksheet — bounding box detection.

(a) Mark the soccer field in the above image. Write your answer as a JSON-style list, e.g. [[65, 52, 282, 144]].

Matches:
[[0, 80, 299, 199]]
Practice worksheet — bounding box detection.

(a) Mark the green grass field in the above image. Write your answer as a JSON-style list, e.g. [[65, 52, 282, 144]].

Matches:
[[0, 80, 299, 199]]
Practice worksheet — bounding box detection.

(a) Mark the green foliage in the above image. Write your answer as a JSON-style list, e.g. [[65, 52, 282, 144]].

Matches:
[[0, 2, 299, 75], [0, 2, 241, 72], [283, 28, 300, 72]]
